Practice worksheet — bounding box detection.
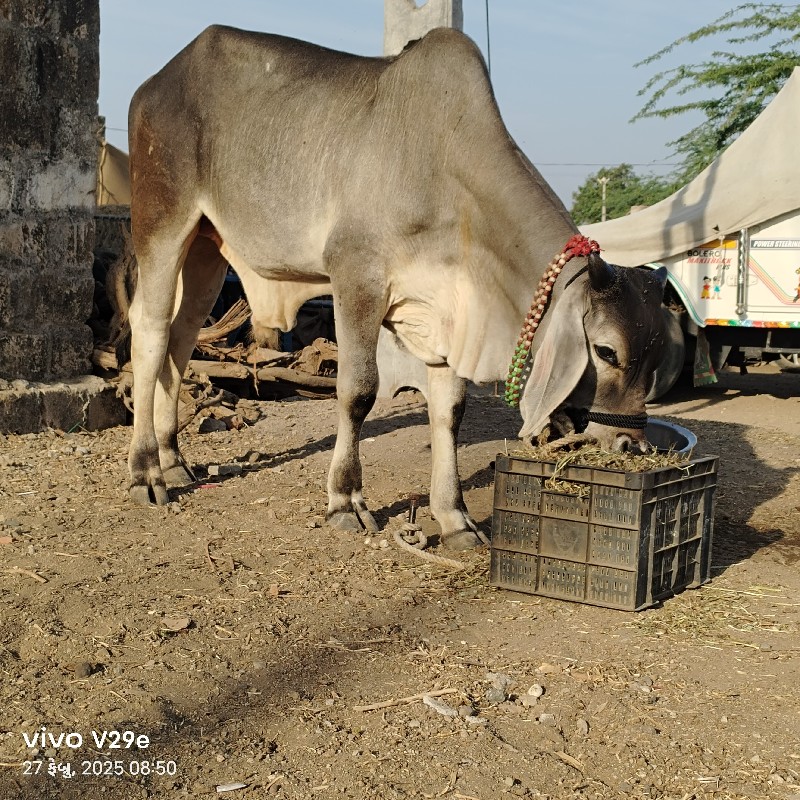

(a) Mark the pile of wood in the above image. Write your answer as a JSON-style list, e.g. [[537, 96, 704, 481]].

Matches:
[[90, 224, 339, 430]]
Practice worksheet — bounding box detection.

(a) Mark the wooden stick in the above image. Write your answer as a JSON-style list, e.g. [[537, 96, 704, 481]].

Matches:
[[256, 366, 336, 388], [353, 687, 458, 712], [3, 566, 47, 584], [186, 359, 338, 388]]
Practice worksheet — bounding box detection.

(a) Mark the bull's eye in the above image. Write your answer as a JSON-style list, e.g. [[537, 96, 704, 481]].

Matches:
[[594, 344, 619, 367]]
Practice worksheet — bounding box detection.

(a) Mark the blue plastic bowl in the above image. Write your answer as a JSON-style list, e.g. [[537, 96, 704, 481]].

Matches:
[[645, 418, 697, 455]]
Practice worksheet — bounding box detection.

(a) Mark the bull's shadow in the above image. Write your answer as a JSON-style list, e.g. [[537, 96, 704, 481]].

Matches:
[[182, 387, 520, 519], [652, 413, 796, 573], [650, 365, 800, 570], [182, 375, 797, 572]]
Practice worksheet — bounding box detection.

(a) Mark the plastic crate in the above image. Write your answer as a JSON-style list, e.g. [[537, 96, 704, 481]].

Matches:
[[490, 453, 717, 611]]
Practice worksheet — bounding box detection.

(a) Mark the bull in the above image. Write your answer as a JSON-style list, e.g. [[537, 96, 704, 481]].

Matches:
[[126, 26, 669, 549]]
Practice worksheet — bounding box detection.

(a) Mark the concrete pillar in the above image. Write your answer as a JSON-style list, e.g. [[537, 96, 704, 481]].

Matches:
[[0, 0, 100, 383], [384, 0, 463, 56]]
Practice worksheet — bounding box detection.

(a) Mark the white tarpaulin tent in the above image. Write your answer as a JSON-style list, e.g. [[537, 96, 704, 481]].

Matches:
[[580, 66, 800, 266], [97, 141, 131, 206]]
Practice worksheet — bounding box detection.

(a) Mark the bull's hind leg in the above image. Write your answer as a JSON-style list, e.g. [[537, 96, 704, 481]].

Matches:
[[128, 220, 225, 504], [154, 236, 228, 489], [426, 365, 482, 550], [325, 266, 386, 533]]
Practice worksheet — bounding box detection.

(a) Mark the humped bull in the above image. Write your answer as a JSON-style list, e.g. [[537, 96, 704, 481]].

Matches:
[[126, 26, 669, 549]]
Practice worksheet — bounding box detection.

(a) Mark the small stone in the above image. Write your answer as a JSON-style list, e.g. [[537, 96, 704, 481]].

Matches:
[[484, 687, 506, 704], [199, 418, 228, 433], [207, 463, 242, 477], [458, 705, 477, 717], [576, 718, 590, 736], [527, 683, 544, 698], [538, 713, 556, 726], [74, 661, 94, 679], [487, 672, 515, 692]]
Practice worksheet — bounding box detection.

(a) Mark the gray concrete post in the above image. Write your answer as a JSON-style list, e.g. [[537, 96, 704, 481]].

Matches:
[[383, 0, 464, 56]]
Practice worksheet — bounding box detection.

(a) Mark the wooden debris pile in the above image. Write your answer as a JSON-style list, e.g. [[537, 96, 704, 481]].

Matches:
[[90, 223, 339, 430]]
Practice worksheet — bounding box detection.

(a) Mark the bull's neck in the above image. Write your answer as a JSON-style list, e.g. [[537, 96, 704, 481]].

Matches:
[[472, 155, 582, 317]]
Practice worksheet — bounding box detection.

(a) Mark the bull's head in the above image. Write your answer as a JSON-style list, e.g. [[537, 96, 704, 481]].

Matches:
[[518, 252, 668, 452]]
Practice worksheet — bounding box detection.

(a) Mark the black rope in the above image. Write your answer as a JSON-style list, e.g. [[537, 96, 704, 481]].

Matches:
[[587, 411, 649, 430]]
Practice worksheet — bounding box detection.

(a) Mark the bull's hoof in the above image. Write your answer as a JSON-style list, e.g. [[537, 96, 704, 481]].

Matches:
[[130, 483, 169, 506], [354, 506, 379, 533], [327, 506, 380, 533], [440, 530, 482, 551], [163, 464, 195, 489], [327, 511, 364, 532]]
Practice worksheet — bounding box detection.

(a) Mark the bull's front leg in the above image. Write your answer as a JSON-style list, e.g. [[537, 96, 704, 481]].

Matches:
[[426, 364, 482, 550], [325, 265, 384, 533]]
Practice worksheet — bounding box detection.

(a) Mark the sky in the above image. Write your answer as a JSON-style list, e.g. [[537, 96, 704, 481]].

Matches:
[[98, 0, 745, 208]]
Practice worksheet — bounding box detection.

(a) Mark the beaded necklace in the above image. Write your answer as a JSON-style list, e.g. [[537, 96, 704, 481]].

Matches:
[[503, 234, 600, 407]]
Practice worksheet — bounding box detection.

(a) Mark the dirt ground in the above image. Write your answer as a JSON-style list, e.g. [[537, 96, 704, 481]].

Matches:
[[1, 361, 799, 800]]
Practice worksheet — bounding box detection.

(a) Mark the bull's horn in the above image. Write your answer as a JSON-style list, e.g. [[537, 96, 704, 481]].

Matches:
[[587, 251, 616, 292]]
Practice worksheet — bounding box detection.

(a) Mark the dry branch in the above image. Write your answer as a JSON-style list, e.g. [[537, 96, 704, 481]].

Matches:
[[3, 566, 47, 584], [196, 297, 251, 345], [353, 687, 458, 712]]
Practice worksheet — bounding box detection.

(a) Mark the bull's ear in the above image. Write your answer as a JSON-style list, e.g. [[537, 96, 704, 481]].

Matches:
[[518, 291, 589, 440], [651, 266, 668, 292], [588, 251, 616, 292]]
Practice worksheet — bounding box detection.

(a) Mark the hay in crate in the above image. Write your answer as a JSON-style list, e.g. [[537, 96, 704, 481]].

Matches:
[[513, 440, 692, 499]]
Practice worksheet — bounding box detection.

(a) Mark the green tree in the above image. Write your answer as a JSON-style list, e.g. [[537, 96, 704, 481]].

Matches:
[[570, 164, 676, 225], [633, 3, 800, 184]]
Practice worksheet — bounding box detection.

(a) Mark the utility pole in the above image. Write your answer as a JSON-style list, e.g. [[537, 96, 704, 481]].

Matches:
[[598, 175, 609, 222], [384, 0, 463, 56]]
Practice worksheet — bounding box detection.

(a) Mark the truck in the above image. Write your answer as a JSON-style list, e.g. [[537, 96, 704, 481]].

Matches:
[[581, 67, 800, 397]]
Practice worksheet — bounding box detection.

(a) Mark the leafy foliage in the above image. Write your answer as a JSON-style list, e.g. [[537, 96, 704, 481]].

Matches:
[[633, 3, 800, 184], [570, 164, 677, 225]]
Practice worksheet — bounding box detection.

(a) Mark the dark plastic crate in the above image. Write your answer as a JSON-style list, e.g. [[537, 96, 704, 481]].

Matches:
[[490, 453, 717, 611]]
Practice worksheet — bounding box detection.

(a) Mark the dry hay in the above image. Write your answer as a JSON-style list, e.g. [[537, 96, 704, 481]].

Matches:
[[626, 583, 796, 648], [513, 438, 692, 497]]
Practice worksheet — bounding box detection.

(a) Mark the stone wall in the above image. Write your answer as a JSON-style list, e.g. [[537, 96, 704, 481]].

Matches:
[[0, 0, 100, 381]]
